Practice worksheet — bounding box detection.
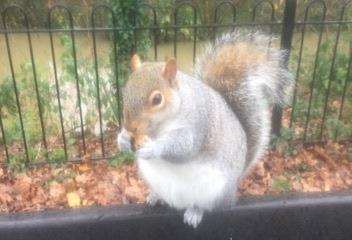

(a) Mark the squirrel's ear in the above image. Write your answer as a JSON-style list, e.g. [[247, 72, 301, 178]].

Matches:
[[130, 54, 142, 71], [163, 58, 177, 87]]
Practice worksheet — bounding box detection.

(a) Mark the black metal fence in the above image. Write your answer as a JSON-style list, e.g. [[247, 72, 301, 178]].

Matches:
[[0, 0, 351, 167]]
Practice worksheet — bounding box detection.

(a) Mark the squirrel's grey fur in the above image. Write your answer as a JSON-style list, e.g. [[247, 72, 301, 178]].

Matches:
[[117, 30, 293, 228]]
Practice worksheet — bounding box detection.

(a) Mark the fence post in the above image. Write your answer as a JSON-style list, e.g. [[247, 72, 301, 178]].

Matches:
[[272, 0, 297, 136]]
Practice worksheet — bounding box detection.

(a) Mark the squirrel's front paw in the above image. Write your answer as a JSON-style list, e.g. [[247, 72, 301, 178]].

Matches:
[[136, 140, 160, 159], [183, 207, 204, 228], [117, 128, 132, 152]]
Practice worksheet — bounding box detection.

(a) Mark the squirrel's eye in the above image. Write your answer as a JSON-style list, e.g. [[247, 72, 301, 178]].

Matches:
[[152, 93, 162, 106]]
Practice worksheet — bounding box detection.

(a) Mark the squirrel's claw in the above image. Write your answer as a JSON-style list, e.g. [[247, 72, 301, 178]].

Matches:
[[136, 140, 160, 159], [183, 207, 204, 228], [146, 192, 162, 207]]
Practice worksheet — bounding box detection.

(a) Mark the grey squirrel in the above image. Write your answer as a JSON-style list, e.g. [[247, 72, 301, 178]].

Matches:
[[117, 30, 293, 228]]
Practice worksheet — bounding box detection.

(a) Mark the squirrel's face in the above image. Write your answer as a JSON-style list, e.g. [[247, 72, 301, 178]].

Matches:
[[121, 55, 180, 149]]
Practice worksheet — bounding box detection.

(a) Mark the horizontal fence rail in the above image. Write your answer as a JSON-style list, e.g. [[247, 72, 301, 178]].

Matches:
[[2, 192, 352, 240], [0, 0, 351, 167]]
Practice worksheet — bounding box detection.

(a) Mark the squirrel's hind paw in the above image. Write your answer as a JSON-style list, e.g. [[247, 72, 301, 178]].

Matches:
[[183, 207, 204, 228]]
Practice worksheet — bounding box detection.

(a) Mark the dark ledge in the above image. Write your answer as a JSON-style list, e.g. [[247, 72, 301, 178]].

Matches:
[[1, 191, 352, 240]]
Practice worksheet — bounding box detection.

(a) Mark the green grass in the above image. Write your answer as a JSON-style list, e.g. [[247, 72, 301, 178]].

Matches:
[[108, 151, 135, 167], [48, 149, 66, 164], [272, 177, 292, 193]]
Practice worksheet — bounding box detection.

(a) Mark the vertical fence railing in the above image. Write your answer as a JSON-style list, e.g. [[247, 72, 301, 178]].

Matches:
[[68, 9, 86, 155], [173, 2, 198, 65], [137, 3, 158, 61], [289, 3, 307, 129], [272, 0, 297, 136], [337, 0, 352, 141], [18, 6, 49, 161], [213, 1, 237, 43], [2, 6, 31, 164], [48, 5, 87, 157], [91, 5, 108, 157], [288, 0, 328, 142], [336, 41, 352, 140], [302, 1, 326, 142], [0, 0, 351, 166], [320, 0, 351, 141], [102, 5, 122, 129], [48, 6, 68, 162], [252, 0, 276, 49], [0, 109, 9, 162], [288, 0, 352, 143]]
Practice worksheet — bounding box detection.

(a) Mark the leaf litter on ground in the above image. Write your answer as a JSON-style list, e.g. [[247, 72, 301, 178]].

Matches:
[[0, 141, 351, 213]]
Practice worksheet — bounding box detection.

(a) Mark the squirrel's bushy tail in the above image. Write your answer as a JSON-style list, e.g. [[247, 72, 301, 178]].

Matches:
[[196, 30, 293, 169]]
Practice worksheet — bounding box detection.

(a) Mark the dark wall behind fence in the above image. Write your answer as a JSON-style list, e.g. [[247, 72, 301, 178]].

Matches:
[[0, 0, 351, 167]]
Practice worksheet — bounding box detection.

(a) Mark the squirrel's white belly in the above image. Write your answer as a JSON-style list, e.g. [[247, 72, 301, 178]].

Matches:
[[137, 158, 227, 210]]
